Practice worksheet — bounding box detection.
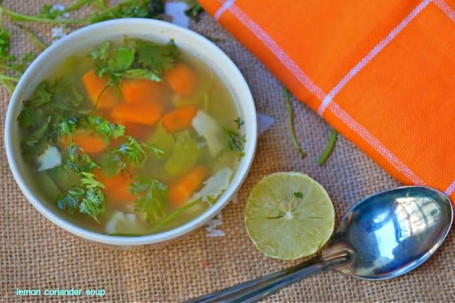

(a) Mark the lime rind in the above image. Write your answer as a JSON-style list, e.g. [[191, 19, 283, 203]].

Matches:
[[245, 172, 335, 260]]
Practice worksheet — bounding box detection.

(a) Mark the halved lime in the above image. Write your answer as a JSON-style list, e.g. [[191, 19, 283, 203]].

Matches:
[[245, 172, 335, 260]]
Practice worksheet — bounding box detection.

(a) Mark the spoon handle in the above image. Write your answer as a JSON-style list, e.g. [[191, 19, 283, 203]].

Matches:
[[186, 255, 347, 303]]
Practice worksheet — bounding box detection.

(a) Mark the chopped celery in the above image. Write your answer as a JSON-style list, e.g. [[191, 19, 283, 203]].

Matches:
[[36, 171, 62, 202], [148, 123, 175, 156], [164, 130, 200, 176], [47, 165, 80, 192]]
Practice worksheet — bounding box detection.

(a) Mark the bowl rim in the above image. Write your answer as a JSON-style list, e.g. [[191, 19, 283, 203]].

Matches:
[[4, 18, 257, 246]]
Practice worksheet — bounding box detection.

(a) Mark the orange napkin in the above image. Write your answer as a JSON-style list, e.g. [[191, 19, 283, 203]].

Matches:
[[199, 0, 455, 203]]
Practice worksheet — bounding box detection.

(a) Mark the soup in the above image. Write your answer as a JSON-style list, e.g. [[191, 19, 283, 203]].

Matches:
[[17, 38, 244, 235]]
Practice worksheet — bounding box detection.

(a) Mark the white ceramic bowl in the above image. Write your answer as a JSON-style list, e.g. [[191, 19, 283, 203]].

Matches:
[[5, 19, 257, 246]]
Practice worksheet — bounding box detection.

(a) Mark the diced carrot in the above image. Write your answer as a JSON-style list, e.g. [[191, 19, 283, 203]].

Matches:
[[94, 169, 124, 189], [110, 179, 136, 203], [111, 101, 163, 126], [73, 132, 106, 154], [120, 79, 163, 104], [82, 69, 120, 109], [161, 106, 197, 133], [94, 169, 136, 203], [168, 165, 208, 206], [164, 62, 198, 96]]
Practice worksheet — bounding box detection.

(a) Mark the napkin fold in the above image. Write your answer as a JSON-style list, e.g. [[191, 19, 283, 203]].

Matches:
[[199, 0, 455, 202]]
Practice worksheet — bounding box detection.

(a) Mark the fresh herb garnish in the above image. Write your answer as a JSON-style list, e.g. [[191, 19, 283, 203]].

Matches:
[[294, 192, 304, 199], [57, 172, 106, 223], [80, 116, 125, 143], [99, 137, 164, 177], [0, 22, 36, 92], [184, 1, 204, 22], [58, 144, 106, 223], [0, 0, 166, 25], [15, 24, 47, 51], [65, 143, 99, 174], [130, 176, 168, 223], [318, 128, 338, 166], [283, 88, 307, 159], [136, 39, 180, 76], [224, 117, 246, 159], [89, 39, 176, 92]]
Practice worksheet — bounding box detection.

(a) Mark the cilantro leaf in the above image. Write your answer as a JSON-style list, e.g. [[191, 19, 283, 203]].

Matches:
[[24, 82, 52, 107], [65, 143, 99, 174], [0, 25, 11, 58], [130, 176, 168, 223], [111, 45, 135, 71], [116, 136, 163, 167], [122, 69, 161, 82], [294, 192, 304, 199], [57, 187, 83, 215], [57, 147, 106, 223], [88, 0, 165, 24], [90, 41, 111, 77], [79, 187, 105, 223], [136, 39, 179, 75], [80, 116, 125, 143], [224, 119, 246, 159], [184, 2, 204, 22]]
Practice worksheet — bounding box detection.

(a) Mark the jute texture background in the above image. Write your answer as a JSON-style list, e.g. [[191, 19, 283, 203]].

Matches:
[[1, 1, 454, 302]]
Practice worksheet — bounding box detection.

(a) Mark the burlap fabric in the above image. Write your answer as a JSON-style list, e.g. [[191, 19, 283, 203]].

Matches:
[[1, 1, 454, 302]]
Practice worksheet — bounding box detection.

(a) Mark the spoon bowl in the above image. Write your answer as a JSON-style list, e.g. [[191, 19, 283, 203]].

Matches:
[[323, 186, 453, 280], [188, 186, 453, 302]]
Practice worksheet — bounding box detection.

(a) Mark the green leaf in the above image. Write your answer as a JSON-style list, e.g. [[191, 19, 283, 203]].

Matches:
[[136, 39, 179, 75], [80, 172, 105, 189], [17, 107, 43, 127], [65, 143, 99, 174], [57, 145, 106, 223], [122, 69, 161, 82], [90, 41, 111, 77], [130, 176, 168, 223], [224, 127, 246, 159], [294, 192, 304, 199], [81, 116, 125, 142], [184, 2, 204, 22], [111, 45, 135, 71], [0, 25, 11, 58], [79, 187, 105, 223], [25, 82, 52, 107], [57, 187, 83, 215], [57, 118, 79, 138]]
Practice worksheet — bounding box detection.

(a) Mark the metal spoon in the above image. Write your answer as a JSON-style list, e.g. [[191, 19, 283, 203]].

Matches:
[[187, 186, 453, 303]]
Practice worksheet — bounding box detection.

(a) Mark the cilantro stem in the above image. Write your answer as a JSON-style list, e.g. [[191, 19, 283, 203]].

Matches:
[[149, 199, 202, 233], [318, 128, 338, 166], [0, 6, 88, 24], [0, 78, 15, 92], [15, 24, 47, 51], [283, 88, 306, 158], [0, 73, 19, 81], [64, 0, 92, 13]]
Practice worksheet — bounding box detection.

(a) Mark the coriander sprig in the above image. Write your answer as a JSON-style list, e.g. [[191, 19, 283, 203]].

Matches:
[[224, 117, 246, 159], [130, 176, 168, 223], [58, 143, 106, 223]]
